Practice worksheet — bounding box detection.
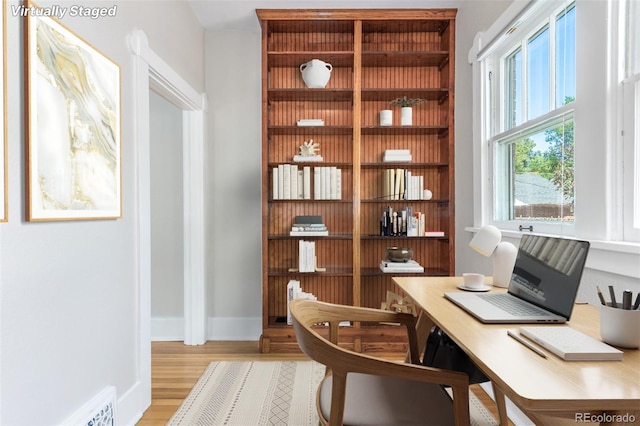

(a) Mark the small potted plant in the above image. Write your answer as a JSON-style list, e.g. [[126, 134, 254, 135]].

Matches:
[[389, 96, 426, 126]]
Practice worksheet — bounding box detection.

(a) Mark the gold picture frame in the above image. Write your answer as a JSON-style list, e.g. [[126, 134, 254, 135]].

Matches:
[[24, 1, 121, 221], [1, 0, 7, 222]]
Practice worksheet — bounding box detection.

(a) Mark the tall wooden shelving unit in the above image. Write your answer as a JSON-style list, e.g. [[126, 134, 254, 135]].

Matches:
[[258, 9, 456, 353]]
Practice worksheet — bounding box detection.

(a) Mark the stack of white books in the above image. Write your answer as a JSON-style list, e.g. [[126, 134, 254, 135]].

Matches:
[[297, 119, 325, 126], [287, 280, 317, 325], [383, 149, 412, 162], [380, 259, 424, 273], [298, 240, 317, 272]]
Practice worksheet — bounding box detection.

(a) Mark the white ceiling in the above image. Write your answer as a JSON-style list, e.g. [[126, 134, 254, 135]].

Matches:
[[187, 0, 459, 32]]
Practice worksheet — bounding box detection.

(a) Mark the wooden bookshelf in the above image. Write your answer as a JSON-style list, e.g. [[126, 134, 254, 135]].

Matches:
[[257, 9, 456, 353]]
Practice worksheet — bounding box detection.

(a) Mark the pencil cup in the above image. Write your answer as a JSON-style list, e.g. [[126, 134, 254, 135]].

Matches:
[[600, 304, 640, 348]]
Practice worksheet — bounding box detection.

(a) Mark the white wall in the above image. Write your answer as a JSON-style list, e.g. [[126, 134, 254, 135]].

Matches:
[[0, 1, 204, 424], [206, 30, 264, 338]]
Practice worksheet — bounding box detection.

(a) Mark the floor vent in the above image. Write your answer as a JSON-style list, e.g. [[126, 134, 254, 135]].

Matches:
[[63, 386, 117, 426]]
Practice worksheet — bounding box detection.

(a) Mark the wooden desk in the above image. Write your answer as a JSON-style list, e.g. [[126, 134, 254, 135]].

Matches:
[[393, 276, 640, 425]]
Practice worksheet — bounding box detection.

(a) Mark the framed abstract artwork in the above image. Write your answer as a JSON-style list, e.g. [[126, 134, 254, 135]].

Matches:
[[1, 0, 6, 222], [25, 1, 121, 221]]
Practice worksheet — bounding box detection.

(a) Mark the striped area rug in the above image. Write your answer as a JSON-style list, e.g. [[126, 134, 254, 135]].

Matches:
[[167, 360, 499, 426]]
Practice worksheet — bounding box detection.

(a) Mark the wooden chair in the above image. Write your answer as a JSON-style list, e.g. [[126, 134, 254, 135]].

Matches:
[[290, 299, 471, 426]]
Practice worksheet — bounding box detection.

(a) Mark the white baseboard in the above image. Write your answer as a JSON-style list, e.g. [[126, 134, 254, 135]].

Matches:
[[207, 316, 261, 341], [151, 316, 262, 341], [151, 317, 185, 341]]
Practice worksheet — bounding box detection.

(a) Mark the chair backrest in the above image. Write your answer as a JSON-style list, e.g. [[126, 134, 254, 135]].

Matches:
[[290, 299, 471, 426]]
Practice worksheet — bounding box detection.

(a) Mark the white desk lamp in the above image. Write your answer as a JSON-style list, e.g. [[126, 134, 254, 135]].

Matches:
[[469, 225, 517, 288]]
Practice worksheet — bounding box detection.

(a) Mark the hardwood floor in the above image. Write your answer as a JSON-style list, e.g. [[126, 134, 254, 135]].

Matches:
[[136, 341, 511, 425]]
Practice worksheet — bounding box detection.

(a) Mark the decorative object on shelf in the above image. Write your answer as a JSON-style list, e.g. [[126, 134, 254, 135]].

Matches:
[[468, 225, 517, 288], [379, 109, 392, 126], [293, 139, 324, 163], [389, 96, 427, 126], [386, 246, 413, 262], [299, 59, 332, 88], [423, 189, 433, 200], [25, 3, 122, 221]]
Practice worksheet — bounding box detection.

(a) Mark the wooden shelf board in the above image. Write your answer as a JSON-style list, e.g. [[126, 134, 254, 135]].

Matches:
[[268, 88, 353, 102], [268, 125, 353, 135], [268, 234, 354, 240], [361, 88, 448, 102], [268, 51, 354, 67], [360, 267, 450, 276], [361, 162, 448, 168], [361, 126, 448, 135], [362, 51, 449, 67], [268, 267, 354, 276]]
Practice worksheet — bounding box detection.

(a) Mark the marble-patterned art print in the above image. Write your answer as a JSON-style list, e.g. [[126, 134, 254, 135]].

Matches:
[[25, 1, 121, 221]]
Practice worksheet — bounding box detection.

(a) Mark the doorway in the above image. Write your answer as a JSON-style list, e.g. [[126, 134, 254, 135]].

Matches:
[[150, 90, 184, 340]]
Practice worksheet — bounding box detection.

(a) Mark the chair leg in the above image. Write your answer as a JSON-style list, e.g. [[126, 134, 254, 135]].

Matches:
[[405, 311, 434, 363], [491, 382, 509, 426]]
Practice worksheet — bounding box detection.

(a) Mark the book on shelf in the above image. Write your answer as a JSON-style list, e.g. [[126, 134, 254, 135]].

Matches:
[[297, 119, 325, 126], [380, 259, 425, 273], [425, 231, 445, 237], [287, 280, 317, 325]]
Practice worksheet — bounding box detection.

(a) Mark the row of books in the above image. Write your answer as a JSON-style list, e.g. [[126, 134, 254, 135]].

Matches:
[[273, 164, 342, 200], [383, 168, 430, 200], [297, 240, 319, 272], [380, 206, 444, 237]]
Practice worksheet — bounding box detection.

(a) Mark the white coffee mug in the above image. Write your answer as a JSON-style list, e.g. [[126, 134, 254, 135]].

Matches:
[[463, 273, 485, 289]]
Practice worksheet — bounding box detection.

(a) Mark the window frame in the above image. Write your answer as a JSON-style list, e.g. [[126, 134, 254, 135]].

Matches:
[[485, 1, 577, 235], [468, 0, 640, 279]]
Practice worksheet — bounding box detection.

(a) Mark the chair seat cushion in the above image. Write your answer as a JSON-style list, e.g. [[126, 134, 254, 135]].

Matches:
[[318, 372, 455, 425]]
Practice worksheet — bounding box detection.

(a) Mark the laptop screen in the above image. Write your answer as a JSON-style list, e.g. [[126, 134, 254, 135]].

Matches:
[[508, 235, 590, 319]]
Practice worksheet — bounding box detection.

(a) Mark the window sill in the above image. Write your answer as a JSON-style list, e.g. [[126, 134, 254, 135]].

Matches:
[[465, 227, 640, 279]]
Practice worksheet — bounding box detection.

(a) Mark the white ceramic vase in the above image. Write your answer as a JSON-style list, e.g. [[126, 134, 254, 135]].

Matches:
[[380, 110, 392, 126]]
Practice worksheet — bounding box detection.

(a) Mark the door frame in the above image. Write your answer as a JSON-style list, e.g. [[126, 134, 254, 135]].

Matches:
[[129, 27, 207, 407]]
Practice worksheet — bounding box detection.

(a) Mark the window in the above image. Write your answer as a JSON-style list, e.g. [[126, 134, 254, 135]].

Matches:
[[622, 0, 640, 241], [489, 2, 576, 232]]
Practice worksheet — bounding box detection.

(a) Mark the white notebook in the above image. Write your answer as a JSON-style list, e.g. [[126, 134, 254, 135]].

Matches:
[[519, 326, 623, 361]]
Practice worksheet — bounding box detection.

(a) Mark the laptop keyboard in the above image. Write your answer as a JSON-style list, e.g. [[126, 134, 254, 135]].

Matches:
[[478, 293, 549, 316]]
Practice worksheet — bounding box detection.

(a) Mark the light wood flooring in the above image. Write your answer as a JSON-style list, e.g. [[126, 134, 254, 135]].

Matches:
[[136, 341, 512, 425]]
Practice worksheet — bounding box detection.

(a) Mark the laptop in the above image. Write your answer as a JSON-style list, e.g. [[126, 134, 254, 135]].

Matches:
[[445, 235, 590, 323]]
